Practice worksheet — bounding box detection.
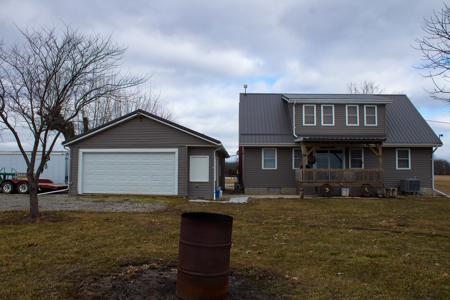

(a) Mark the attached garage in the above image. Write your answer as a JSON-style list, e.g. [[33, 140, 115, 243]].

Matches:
[[64, 110, 228, 199]]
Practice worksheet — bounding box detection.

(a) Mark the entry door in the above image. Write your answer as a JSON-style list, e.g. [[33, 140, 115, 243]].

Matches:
[[315, 150, 344, 169]]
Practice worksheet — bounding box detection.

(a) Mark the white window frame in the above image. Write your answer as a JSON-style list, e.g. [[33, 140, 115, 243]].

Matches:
[[364, 105, 378, 126], [262, 148, 277, 170], [292, 148, 302, 169], [321, 104, 335, 126], [396, 148, 411, 170], [189, 155, 210, 182], [302, 104, 316, 126], [349, 148, 364, 169], [346, 105, 359, 126]]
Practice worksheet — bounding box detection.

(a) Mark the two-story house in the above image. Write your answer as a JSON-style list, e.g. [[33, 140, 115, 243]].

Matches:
[[238, 93, 442, 196]]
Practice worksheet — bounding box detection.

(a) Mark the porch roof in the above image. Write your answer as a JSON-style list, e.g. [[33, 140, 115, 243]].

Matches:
[[295, 135, 386, 143]]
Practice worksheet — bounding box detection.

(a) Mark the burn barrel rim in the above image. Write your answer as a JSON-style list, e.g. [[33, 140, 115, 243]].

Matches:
[[181, 212, 233, 224]]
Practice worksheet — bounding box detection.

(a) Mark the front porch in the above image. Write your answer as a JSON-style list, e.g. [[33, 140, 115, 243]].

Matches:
[[295, 137, 385, 195]]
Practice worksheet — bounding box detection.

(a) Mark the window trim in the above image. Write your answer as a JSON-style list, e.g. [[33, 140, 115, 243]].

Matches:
[[364, 105, 378, 126], [302, 104, 316, 126], [346, 104, 359, 126], [321, 104, 335, 126], [189, 155, 210, 182], [396, 148, 411, 170], [262, 148, 277, 170], [349, 148, 364, 169], [292, 148, 302, 170]]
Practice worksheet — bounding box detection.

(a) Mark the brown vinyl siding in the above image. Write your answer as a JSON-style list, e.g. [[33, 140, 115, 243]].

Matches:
[[294, 104, 385, 136], [242, 147, 296, 189], [68, 116, 217, 199]]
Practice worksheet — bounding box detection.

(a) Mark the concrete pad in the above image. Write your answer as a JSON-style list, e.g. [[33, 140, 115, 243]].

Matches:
[[229, 196, 248, 203]]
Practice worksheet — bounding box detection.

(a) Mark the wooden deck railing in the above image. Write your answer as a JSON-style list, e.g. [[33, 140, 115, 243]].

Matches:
[[295, 168, 383, 184]]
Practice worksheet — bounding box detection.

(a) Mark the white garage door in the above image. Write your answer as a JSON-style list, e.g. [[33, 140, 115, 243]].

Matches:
[[80, 150, 177, 195]]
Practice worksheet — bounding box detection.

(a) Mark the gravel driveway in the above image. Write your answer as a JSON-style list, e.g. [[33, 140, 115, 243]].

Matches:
[[0, 193, 167, 212]]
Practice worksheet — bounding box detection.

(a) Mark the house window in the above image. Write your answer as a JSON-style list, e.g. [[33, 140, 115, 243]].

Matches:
[[364, 105, 377, 126], [262, 148, 277, 169], [396, 148, 411, 170], [303, 104, 316, 126], [346, 105, 359, 126], [292, 148, 302, 169], [350, 148, 364, 169], [321, 105, 335, 126], [189, 156, 209, 182]]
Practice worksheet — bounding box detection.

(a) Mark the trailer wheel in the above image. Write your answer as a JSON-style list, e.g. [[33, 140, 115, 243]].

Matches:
[[320, 184, 333, 197], [17, 182, 29, 194], [1, 181, 14, 194]]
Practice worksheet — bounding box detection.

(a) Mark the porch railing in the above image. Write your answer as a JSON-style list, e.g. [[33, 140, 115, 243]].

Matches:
[[295, 168, 383, 184]]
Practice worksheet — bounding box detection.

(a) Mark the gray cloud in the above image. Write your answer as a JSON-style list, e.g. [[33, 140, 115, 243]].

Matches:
[[0, 0, 448, 158]]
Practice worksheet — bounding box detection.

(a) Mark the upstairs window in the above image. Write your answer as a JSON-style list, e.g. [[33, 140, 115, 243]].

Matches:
[[262, 148, 277, 169], [364, 105, 377, 126], [350, 148, 364, 168], [396, 148, 411, 170], [303, 104, 316, 126], [321, 105, 335, 126], [346, 105, 359, 126], [292, 148, 302, 169]]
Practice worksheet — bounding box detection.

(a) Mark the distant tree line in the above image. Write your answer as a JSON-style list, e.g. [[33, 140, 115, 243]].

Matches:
[[435, 159, 450, 175]]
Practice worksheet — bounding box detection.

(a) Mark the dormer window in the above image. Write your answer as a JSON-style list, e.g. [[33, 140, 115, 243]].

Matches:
[[364, 105, 377, 126], [346, 105, 359, 126], [303, 104, 316, 126], [321, 105, 334, 126]]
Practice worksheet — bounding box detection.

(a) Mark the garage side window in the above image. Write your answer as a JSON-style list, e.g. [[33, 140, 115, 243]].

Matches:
[[190, 156, 209, 182]]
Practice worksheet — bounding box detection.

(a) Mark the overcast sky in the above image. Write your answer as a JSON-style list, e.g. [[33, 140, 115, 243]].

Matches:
[[0, 0, 449, 159]]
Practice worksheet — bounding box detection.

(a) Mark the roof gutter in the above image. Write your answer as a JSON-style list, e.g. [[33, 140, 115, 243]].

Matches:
[[284, 99, 392, 104]]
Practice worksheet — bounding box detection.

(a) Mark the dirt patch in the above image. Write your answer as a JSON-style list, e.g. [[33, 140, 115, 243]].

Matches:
[[0, 211, 73, 225], [75, 260, 295, 299]]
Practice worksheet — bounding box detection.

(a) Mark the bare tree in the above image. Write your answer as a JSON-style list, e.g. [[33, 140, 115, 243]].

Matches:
[[76, 87, 173, 133], [347, 80, 384, 94], [417, 3, 450, 102], [435, 159, 450, 175], [0, 26, 144, 219]]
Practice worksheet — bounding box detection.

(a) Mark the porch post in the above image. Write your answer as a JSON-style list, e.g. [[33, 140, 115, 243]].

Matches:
[[300, 142, 308, 181], [378, 144, 383, 185]]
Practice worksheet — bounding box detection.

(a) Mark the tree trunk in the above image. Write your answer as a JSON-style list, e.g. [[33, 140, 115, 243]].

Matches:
[[28, 176, 39, 219]]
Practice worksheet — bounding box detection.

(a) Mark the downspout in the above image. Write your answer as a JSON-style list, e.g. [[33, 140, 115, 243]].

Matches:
[[213, 147, 220, 200], [431, 144, 449, 197], [292, 103, 298, 138]]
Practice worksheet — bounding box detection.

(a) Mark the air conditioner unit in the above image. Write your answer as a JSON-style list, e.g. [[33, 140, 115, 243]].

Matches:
[[399, 178, 420, 194]]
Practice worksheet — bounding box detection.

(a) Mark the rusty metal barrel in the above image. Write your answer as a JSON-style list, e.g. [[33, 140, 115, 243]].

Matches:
[[176, 212, 233, 300]]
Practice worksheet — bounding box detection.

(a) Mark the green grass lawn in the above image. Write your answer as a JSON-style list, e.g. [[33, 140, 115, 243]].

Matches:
[[0, 197, 449, 299]]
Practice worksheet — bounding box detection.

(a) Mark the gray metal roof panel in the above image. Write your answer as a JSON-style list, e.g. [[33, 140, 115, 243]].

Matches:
[[384, 95, 442, 145], [296, 135, 386, 142], [240, 134, 295, 144], [239, 93, 442, 146]]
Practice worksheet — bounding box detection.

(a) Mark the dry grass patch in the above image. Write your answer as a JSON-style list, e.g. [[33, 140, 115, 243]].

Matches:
[[0, 197, 449, 299], [435, 175, 450, 195]]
